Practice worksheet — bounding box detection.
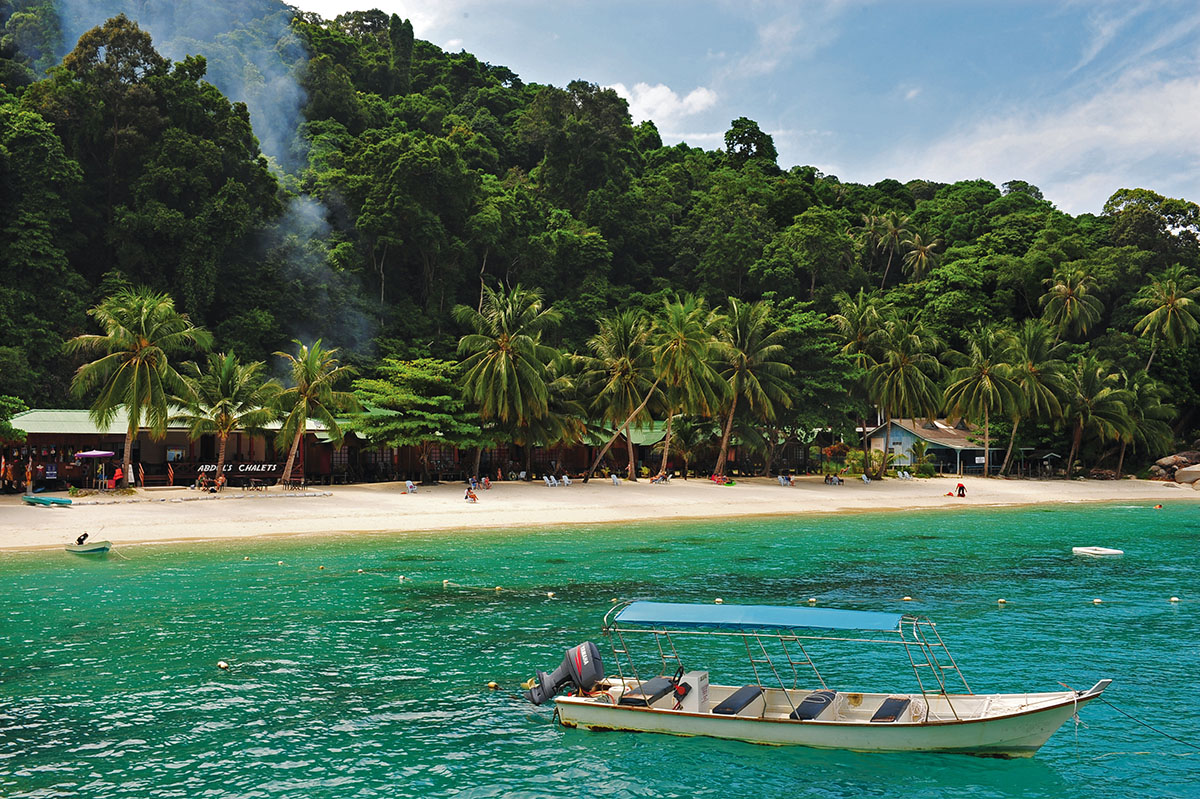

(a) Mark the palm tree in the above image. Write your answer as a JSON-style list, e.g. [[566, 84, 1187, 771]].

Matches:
[[830, 289, 888, 473], [712, 299, 794, 477], [66, 287, 212, 488], [1132, 265, 1200, 370], [1115, 371, 1175, 477], [867, 314, 943, 479], [581, 310, 657, 480], [1040, 266, 1103, 340], [902, 231, 941, 280], [1063, 356, 1132, 476], [652, 296, 728, 477], [583, 295, 726, 481], [453, 283, 562, 429], [274, 340, 358, 484], [907, 439, 934, 472], [943, 326, 1022, 477], [174, 352, 280, 482], [652, 416, 715, 479], [999, 319, 1067, 475], [877, 210, 912, 289]]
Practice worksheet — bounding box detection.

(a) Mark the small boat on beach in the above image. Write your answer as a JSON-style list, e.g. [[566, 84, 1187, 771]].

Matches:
[[1072, 546, 1124, 557], [524, 601, 1111, 757], [65, 533, 111, 554], [22, 495, 72, 507]]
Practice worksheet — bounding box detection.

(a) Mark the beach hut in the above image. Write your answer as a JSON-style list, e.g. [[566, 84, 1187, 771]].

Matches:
[[864, 418, 1004, 475]]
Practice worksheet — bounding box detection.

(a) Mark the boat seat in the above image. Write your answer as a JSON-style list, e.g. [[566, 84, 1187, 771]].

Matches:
[[712, 685, 764, 716], [789, 689, 837, 720], [618, 676, 675, 707], [870, 696, 911, 723]]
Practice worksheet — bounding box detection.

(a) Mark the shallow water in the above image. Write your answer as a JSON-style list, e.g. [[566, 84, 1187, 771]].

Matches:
[[2, 503, 1197, 798]]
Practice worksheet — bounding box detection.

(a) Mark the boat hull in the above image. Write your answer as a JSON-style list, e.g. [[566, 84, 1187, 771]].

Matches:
[[65, 541, 112, 554], [555, 689, 1102, 757]]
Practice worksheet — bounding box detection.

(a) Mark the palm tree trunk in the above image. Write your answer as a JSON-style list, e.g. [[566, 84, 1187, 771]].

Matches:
[[880, 248, 894, 290], [983, 407, 990, 477], [1145, 340, 1158, 372], [583, 378, 661, 482], [1066, 422, 1083, 476], [877, 418, 892, 480], [1000, 417, 1021, 476], [122, 424, 134, 489], [472, 445, 482, 479], [524, 444, 532, 480], [216, 433, 229, 486], [860, 414, 871, 478], [624, 424, 637, 481], [658, 413, 673, 477], [1116, 440, 1127, 478], [713, 392, 740, 477], [282, 428, 304, 484]]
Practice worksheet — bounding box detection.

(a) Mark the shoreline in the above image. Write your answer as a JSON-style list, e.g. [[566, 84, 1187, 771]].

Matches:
[[4, 475, 1196, 553]]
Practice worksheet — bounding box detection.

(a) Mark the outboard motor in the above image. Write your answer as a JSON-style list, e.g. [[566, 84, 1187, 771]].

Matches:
[[524, 642, 604, 705]]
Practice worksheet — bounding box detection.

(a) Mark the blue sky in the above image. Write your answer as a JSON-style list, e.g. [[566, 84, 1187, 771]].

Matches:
[[295, 0, 1200, 214]]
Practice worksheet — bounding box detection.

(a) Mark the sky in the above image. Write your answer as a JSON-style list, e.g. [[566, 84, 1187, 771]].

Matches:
[[291, 0, 1200, 214]]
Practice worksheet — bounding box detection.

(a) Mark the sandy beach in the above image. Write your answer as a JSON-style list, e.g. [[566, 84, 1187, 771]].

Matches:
[[3, 475, 1196, 551]]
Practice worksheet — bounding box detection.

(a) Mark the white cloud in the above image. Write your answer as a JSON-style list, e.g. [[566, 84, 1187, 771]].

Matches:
[[904, 87, 921, 101], [445, 38, 463, 50], [609, 82, 719, 128], [719, 0, 860, 80], [874, 64, 1200, 213]]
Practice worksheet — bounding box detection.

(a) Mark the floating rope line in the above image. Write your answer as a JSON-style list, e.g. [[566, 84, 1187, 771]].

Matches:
[[1094, 751, 1196, 760], [1098, 697, 1200, 750]]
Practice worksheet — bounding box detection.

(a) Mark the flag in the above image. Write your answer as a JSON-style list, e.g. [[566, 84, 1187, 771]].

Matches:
[[167, 462, 174, 486]]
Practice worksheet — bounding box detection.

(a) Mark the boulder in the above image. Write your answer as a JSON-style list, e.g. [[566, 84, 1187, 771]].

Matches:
[[1150, 465, 1168, 478], [1174, 464, 1200, 484], [1176, 451, 1200, 465], [1156, 454, 1184, 469]]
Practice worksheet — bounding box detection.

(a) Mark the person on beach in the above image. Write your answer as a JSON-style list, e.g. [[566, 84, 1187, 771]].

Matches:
[[482, 476, 491, 489], [464, 487, 478, 502], [956, 483, 966, 497], [405, 479, 417, 494]]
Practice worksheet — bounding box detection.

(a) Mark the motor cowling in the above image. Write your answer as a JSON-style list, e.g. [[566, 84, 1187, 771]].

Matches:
[[525, 642, 604, 705]]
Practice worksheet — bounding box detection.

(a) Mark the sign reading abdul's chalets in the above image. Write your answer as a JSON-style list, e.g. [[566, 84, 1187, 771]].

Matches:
[[197, 462, 284, 474]]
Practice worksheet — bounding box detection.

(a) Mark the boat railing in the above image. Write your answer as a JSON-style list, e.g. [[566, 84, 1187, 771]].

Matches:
[[602, 605, 974, 718]]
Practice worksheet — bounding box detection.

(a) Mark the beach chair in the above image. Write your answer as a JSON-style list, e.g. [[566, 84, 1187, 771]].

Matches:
[[549, 475, 559, 487], [611, 474, 621, 485], [561, 475, 571, 486], [861, 473, 871, 485], [777, 475, 788, 487]]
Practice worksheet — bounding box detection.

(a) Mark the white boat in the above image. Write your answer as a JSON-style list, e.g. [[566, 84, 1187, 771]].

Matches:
[[524, 601, 1111, 758], [1072, 546, 1124, 557]]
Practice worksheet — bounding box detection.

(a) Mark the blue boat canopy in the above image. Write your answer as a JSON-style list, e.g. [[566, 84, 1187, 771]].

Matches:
[[614, 601, 903, 633]]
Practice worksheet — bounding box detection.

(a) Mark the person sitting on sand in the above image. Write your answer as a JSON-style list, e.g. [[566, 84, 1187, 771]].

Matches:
[[405, 479, 417, 494], [464, 487, 478, 503], [482, 476, 491, 490], [469, 476, 478, 491]]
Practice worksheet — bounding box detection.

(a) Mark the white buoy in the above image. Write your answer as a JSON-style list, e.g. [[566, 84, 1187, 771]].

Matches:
[[243, 557, 250, 561], [807, 597, 817, 605], [277, 561, 283, 566], [715, 598, 723, 604], [357, 569, 364, 574], [494, 586, 502, 592], [902, 596, 913, 602], [997, 598, 1007, 604], [546, 591, 555, 598], [1093, 598, 1103, 604], [319, 566, 325, 570], [1170, 596, 1180, 603], [217, 660, 229, 670], [611, 598, 619, 603], [443, 579, 451, 586], [487, 681, 498, 690]]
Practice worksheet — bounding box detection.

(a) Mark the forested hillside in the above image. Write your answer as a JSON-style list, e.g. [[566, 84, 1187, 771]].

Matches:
[[2, 0, 1198, 474]]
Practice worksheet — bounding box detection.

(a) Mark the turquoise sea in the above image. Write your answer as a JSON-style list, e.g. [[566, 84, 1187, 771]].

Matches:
[[2, 503, 1197, 798]]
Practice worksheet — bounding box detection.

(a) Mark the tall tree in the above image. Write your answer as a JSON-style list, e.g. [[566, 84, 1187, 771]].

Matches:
[[943, 326, 1022, 477], [830, 290, 888, 473], [453, 284, 561, 431], [712, 299, 793, 477], [1114, 371, 1174, 477], [1132, 265, 1200, 370], [66, 287, 212, 488], [999, 319, 1066, 475], [274, 340, 358, 484], [902, 231, 941, 280], [1063, 356, 1132, 476], [868, 314, 943, 479], [174, 352, 279, 481], [350, 358, 487, 483], [581, 309, 656, 480], [877, 210, 911, 289], [1040, 266, 1103, 340]]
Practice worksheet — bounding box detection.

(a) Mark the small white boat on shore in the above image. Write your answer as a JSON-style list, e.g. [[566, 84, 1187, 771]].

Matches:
[[1072, 546, 1124, 557], [524, 601, 1110, 757]]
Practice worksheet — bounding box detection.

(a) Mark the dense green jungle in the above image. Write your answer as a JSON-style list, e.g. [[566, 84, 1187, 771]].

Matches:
[[2, 0, 1198, 476]]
